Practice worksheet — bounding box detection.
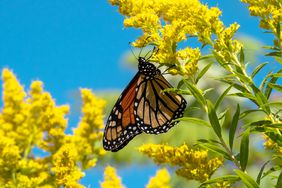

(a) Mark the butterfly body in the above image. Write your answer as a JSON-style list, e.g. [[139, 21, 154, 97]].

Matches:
[[103, 57, 186, 152]]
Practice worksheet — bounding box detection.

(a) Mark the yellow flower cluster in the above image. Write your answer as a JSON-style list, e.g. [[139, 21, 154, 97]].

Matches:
[[109, 0, 225, 76], [241, 0, 282, 44], [139, 144, 223, 182], [146, 168, 170, 188], [100, 166, 125, 188], [264, 135, 282, 154], [213, 23, 243, 62], [52, 144, 84, 188], [0, 69, 106, 187], [73, 89, 106, 169]]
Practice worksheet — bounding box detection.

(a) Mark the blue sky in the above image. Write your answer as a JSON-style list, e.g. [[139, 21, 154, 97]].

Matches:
[[0, 0, 280, 187]]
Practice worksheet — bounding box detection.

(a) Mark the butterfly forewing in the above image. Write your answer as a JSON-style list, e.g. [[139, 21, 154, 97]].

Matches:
[[134, 74, 186, 134], [103, 73, 142, 151]]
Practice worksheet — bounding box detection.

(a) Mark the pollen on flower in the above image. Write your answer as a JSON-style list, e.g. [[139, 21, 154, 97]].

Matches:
[[139, 144, 223, 182], [100, 166, 125, 188], [146, 168, 170, 188]]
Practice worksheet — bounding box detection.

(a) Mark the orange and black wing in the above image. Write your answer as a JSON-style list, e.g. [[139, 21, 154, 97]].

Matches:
[[103, 73, 142, 152], [134, 74, 186, 134]]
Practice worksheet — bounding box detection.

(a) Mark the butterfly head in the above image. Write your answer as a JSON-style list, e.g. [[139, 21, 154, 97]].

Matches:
[[138, 57, 160, 76]]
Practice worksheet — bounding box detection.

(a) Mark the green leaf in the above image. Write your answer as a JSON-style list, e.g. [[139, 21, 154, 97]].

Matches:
[[240, 47, 245, 64], [240, 130, 250, 171], [268, 83, 282, 92], [229, 104, 240, 150], [265, 69, 282, 99], [228, 92, 257, 102], [263, 46, 280, 50], [276, 170, 282, 188], [196, 62, 213, 83], [234, 170, 259, 188], [250, 84, 270, 113], [162, 88, 192, 95], [199, 143, 231, 160], [220, 80, 249, 93], [200, 175, 240, 187], [259, 70, 273, 91], [199, 54, 214, 60], [271, 73, 282, 78], [214, 85, 233, 110], [265, 51, 282, 57], [235, 72, 252, 84], [177, 79, 185, 88], [244, 120, 272, 129], [197, 139, 222, 145], [240, 109, 264, 119], [207, 100, 222, 138], [183, 80, 206, 108], [256, 161, 270, 184], [175, 117, 211, 127], [251, 62, 268, 79], [262, 165, 282, 179], [222, 108, 231, 129]]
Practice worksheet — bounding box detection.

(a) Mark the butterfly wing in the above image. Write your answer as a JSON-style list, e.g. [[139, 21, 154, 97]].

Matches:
[[134, 74, 186, 134], [103, 73, 142, 152]]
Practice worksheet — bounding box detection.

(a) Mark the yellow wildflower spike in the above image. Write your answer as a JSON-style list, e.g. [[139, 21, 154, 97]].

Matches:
[[146, 168, 170, 188], [100, 166, 125, 188]]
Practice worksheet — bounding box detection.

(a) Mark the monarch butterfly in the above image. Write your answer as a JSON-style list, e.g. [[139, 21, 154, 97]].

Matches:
[[103, 56, 187, 152]]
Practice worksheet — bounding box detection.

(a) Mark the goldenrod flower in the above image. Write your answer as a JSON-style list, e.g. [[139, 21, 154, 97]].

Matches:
[[109, 0, 226, 76], [213, 23, 242, 62], [73, 89, 106, 169], [0, 69, 106, 187], [264, 135, 282, 154], [146, 168, 170, 188], [139, 144, 223, 182], [28, 81, 69, 153], [52, 144, 84, 188], [100, 166, 125, 188], [241, 0, 281, 34]]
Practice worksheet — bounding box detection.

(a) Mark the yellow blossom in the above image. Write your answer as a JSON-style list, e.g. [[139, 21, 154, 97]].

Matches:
[[146, 168, 170, 188], [0, 69, 106, 187], [264, 135, 282, 154], [139, 144, 223, 182], [100, 166, 125, 188], [109, 0, 227, 76], [241, 0, 282, 47], [52, 144, 85, 188], [73, 89, 106, 169], [28, 81, 69, 153], [213, 23, 243, 62]]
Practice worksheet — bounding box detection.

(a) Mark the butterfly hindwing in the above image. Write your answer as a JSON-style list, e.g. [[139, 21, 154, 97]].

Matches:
[[103, 73, 142, 151], [134, 74, 186, 134]]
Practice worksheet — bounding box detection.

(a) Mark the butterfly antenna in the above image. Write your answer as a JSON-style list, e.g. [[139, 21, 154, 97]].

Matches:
[[162, 65, 176, 74], [128, 42, 138, 60], [144, 46, 154, 59], [146, 46, 159, 61]]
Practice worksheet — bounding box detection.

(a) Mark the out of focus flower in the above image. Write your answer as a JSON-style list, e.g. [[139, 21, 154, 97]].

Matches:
[[241, 0, 281, 33], [100, 166, 125, 188], [264, 135, 282, 154], [146, 168, 170, 188]]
